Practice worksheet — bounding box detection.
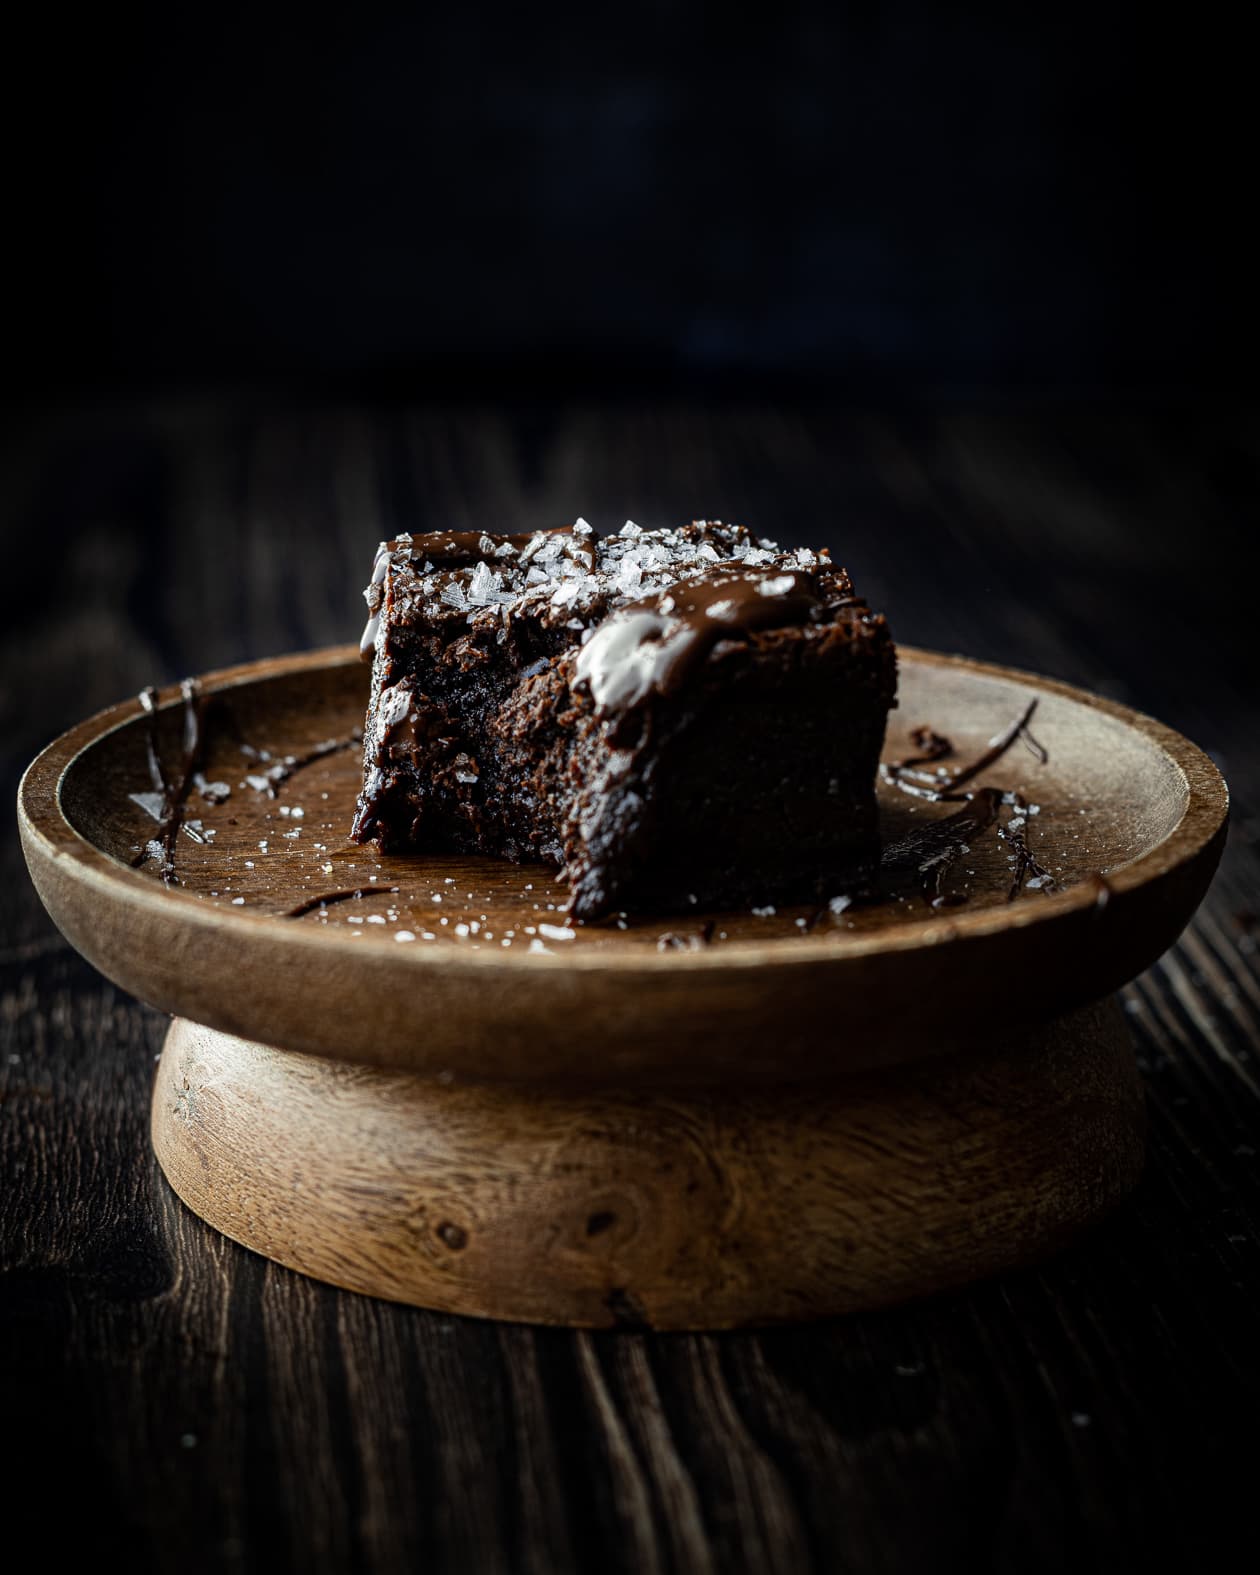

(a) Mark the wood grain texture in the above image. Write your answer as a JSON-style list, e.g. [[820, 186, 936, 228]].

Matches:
[[2, 401, 1257, 1571], [149, 1003, 1144, 1327]]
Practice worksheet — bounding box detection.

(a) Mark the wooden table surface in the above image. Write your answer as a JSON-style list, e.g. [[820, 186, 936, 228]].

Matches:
[[3, 400, 1256, 1573]]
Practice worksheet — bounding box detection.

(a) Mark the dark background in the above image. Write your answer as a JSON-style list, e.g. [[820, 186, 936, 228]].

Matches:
[[5, 3, 1251, 403], [5, 12, 1259, 1573]]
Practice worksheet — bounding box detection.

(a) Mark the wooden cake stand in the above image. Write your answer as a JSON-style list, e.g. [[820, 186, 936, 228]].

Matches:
[[18, 646, 1227, 1328]]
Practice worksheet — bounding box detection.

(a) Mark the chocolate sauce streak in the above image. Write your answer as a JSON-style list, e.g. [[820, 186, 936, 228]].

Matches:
[[130, 682, 361, 890], [240, 733, 362, 797], [880, 699, 1046, 802], [997, 795, 1056, 901], [129, 679, 207, 885], [285, 886, 401, 919], [878, 699, 1057, 908]]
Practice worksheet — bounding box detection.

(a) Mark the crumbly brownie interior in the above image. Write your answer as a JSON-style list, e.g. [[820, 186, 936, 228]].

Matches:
[[351, 520, 896, 919]]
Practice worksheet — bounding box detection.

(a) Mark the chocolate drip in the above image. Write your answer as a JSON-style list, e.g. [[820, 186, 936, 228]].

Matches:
[[285, 886, 400, 919], [945, 701, 1047, 792], [882, 700, 1046, 802], [241, 732, 362, 797], [575, 568, 829, 721], [129, 679, 207, 886]]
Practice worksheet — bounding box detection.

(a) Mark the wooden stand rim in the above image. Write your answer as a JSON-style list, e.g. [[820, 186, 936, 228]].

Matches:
[[19, 644, 1228, 1088]]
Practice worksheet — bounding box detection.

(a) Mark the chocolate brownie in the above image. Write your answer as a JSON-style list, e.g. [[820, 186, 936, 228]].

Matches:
[[351, 520, 897, 920]]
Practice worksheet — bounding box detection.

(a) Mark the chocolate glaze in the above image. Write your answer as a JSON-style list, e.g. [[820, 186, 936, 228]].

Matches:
[[360, 524, 597, 656], [574, 568, 830, 721]]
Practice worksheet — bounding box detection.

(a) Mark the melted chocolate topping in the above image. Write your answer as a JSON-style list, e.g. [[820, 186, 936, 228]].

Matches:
[[360, 524, 597, 656], [574, 568, 828, 719]]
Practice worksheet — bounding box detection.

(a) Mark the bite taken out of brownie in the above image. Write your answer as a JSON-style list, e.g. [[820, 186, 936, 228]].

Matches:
[[350, 519, 897, 921]]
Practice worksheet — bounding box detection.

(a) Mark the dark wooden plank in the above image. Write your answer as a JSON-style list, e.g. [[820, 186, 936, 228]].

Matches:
[[3, 401, 1257, 1574]]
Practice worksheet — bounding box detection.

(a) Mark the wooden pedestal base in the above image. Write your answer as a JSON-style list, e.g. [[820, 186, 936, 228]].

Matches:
[[152, 1000, 1144, 1329]]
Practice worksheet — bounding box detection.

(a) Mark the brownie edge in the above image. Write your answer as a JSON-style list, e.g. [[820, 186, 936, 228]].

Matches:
[[351, 519, 896, 919]]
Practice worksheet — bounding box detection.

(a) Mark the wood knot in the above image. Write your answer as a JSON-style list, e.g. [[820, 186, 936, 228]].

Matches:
[[436, 1221, 468, 1251], [604, 1286, 651, 1330]]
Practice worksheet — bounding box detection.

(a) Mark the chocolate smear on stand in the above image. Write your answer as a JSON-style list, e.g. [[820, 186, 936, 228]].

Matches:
[[240, 732, 363, 798], [880, 787, 1004, 908], [129, 680, 208, 885], [285, 886, 402, 919], [873, 698, 1057, 910]]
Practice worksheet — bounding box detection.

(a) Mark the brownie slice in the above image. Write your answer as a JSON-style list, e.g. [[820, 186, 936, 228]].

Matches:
[[351, 520, 896, 920]]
